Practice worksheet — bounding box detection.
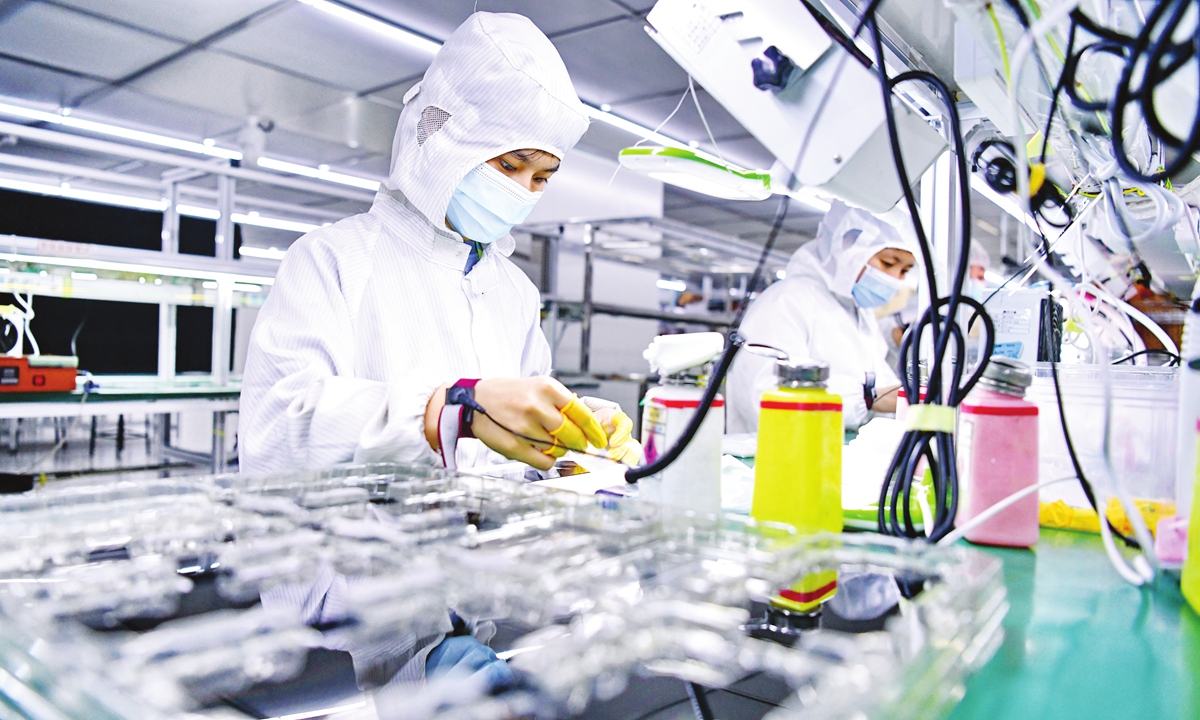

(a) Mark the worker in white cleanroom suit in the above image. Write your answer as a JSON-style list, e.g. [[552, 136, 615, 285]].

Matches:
[[240, 12, 638, 695], [239, 12, 641, 479], [727, 201, 918, 432]]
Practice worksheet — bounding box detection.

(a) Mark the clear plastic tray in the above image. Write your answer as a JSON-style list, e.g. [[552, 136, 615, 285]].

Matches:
[[0, 463, 1005, 720]]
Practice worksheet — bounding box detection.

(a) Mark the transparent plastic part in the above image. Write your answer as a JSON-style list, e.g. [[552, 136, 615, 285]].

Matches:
[[0, 463, 1005, 719]]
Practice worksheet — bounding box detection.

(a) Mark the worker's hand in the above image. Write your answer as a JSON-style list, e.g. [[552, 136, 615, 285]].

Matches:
[[425, 635, 514, 691], [580, 396, 645, 466], [424, 377, 606, 470]]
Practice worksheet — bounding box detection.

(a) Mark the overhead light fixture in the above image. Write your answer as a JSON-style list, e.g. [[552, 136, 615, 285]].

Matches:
[[0, 101, 241, 160], [70, 271, 97, 281], [256, 157, 381, 191], [232, 213, 318, 233], [0, 176, 166, 212], [239, 246, 288, 260], [619, 147, 771, 201], [177, 204, 221, 220], [202, 281, 219, 289], [296, 0, 441, 54], [656, 278, 687, 291], [232, 283, 263, 293], [0, 251, 274, 286]]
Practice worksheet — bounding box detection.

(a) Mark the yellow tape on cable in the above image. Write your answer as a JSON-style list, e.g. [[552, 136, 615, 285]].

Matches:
[[905, 404, 956, 433]]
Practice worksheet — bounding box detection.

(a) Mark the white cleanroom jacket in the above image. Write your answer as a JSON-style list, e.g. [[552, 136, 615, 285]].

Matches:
[[727, 201, 915, 432], [238, 13, 590, 475]]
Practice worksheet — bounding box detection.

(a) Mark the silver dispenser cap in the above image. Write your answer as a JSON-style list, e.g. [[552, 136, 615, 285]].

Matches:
[[979, 356, 1033, 397], [776, 360, 829, 387]]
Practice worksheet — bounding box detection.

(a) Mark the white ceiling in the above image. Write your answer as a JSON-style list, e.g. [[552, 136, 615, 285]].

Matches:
[[0, 0, 930, 249]]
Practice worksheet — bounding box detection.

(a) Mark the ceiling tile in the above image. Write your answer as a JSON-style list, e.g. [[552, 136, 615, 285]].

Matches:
[[0, 56, 104, 107], [129, 49, 346, 126], [552, 18, 688, 106], [51, 0, 282, 43], [276, 95, 400, 159], [349, 0, 635, 40], [213, 4, 434, 92], [78, 87, 245, 143], [0, 2, 184, 80]]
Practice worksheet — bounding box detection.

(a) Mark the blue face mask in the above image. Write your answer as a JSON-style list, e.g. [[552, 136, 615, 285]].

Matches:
[[851, 264, 905, 308], [445, 162, 543, 243]]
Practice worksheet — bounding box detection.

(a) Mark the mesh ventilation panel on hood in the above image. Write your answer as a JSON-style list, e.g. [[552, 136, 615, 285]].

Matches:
[[416, 106, 451, 146]]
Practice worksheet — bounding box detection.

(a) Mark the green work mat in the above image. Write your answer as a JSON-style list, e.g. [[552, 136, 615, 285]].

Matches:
[[947, 528, 1197, 720]]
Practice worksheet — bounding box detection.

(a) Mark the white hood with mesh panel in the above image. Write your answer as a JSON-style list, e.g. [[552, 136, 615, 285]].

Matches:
[[385, 12, 589, 231]]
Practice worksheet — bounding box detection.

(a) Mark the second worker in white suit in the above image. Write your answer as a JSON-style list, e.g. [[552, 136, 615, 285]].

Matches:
[[727, 201, 918, 432]]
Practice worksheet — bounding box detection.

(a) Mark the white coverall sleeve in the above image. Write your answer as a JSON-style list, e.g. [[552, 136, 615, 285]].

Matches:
[[240, 237, 442, 475], [728, 291, 813, 434]]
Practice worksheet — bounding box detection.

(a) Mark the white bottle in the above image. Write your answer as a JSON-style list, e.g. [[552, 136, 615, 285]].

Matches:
[[1176, 293, 1200, 514], [638, 333, 725, 515]]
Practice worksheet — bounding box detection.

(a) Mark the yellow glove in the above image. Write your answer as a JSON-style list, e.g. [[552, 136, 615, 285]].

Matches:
[[581, 397, 645, 465], [544, 395, 607, 455]]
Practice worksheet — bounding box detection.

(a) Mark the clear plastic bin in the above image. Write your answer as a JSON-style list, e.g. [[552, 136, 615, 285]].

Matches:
[[1025, 363, 1179, 516]]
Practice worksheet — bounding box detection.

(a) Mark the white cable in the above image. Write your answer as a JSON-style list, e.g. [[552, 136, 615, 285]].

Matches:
[[937, 476, 1076, 546], [688, 76, 728, 167], [1097, 493, 1150, 585], [13, 293, 38, 356], [917, 489, 934, 538], [605, 85, 692, 186]]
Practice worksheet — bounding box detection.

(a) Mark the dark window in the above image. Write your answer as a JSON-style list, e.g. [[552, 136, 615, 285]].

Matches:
[[176, 305, 213, 374], [0, 295, 158, 375]]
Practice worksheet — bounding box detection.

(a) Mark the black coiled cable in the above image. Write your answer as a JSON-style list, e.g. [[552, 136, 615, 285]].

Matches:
[[865, 15, 996, 542]]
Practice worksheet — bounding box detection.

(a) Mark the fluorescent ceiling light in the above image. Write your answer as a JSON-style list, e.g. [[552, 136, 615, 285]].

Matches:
[[177, 204, 221, 220], [970, 174, 1042, 237], [232, 283, 263, 293], [0, 176, 166, 212], [70, 271, 97, 280], [257, 157, 381, 191], [0, 101, 241, 160], [201, 281, 219, 289], [776, 269, 786, 279], [239, 246, 288, 260], [296, 0, 441, 54], [232, 213, 318, 233], [782, 186, 832, 212], [0, 252, 274, 286], [656, 278, 687, 291]]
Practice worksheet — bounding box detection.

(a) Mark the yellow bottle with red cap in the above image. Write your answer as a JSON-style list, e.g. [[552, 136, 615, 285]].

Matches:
[[751, 360, 842, 612]]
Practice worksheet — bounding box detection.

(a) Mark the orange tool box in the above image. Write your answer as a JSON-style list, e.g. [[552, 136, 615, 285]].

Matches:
[[0, 356, 78, 392]]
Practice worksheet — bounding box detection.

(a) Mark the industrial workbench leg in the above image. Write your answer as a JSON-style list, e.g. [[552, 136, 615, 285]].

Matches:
[[212, 411, 226, 473], [89, 417, 96, 456]]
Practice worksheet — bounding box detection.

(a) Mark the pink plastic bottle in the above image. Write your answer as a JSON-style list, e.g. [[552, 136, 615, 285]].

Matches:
[[956, 356, 1039, 547]]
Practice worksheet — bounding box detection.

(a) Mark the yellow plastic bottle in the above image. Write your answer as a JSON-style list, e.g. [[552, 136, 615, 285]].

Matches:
[[1182, 421, 1200, 614], [751, 361, 843, 612]]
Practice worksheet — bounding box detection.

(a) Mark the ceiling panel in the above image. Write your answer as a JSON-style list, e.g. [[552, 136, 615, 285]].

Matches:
[[50, 0, 284, 43], [364, 78, 421, 106], [277, 95, 400, 159], [350, 0, 635, 40], [213, 4, 434, 92], [0, 2, 184, 79], [552, 18, 688, 106], [79, 86, 245, 143], [129, 49, 347, 127], [0, 56, 103, 108]]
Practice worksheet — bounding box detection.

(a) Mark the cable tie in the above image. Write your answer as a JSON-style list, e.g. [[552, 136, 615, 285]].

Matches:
[[905, 404, 956, 433]]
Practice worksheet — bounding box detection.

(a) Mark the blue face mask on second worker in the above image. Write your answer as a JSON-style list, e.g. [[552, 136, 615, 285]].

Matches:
[[445, 162, 543, 244], [851, 263, 906, 308]]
